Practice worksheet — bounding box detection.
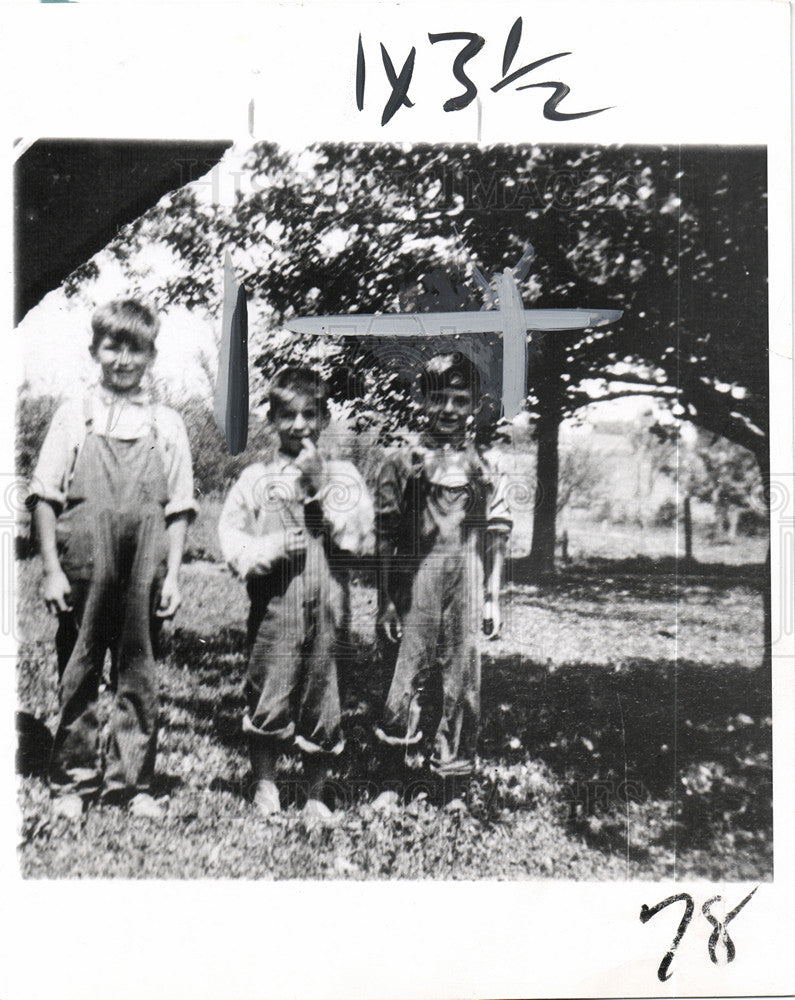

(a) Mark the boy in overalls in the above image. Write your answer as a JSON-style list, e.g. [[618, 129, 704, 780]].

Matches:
[[218, 366, 374, 822], [30, 299, 196, 820], [374, 352, 512, 808]]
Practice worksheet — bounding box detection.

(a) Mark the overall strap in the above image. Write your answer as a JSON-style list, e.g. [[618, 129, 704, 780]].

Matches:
[[82, 394, 94, 431], [85, 393, 161, 442], [148, 402, 159, 442]]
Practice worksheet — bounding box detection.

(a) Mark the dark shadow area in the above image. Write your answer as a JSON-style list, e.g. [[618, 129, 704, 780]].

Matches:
[[479, 653, 772, 852], [159, 624, 250, 753], [15, 535, 34, 561], [209, 775, 249, 800], [16, 711, 53, 778], [151, 773, 184, 798], [507, 555, 766, 602], [160, 624, 246, 662]]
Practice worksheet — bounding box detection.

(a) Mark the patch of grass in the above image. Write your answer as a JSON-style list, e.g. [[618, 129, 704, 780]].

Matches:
[[183, 492, 225, 563], [16, 557, 772, 880]]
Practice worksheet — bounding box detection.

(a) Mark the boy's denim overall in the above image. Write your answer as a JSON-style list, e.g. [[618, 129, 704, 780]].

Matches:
[[380, 533, 482, 777], [244, 524, 345, 758], [49, 406, 169, 798], [376, 443, 504, 778]]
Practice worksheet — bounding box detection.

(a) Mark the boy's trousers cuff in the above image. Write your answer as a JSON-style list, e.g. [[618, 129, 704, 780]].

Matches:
[[243, 714, 344, 756]]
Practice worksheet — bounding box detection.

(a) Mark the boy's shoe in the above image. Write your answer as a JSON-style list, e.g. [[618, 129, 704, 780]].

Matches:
[[252, 779, 281, 816], [371, 789, 400, 812], [302, 797, 335, 827], [443, 797, 469, 814], [405, 792, 430, 817], [52, 793, 84, 821], [129, 793, 165, 821]]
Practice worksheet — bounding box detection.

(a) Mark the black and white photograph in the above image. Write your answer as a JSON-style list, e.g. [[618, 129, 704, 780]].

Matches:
[[14, 139, 773, 881], [2, 2, 793, 998]]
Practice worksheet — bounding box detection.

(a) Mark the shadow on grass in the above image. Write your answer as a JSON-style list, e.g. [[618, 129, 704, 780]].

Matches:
[[159, 625, 249, 752], [16, 711, 53, 778], [160, 624, 246, 664], [479, 652, 772, 854], [209, 775, 249, 800], [507, 554, 766, 601]]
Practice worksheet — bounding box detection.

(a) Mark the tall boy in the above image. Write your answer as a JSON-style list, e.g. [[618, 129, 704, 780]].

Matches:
[[374, 352, 512, 804], [30, 298, 196, 820], [218, 366, 374, 821]]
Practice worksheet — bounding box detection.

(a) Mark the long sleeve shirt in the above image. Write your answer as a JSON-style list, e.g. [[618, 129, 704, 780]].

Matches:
[[218, 451, 375, 580]]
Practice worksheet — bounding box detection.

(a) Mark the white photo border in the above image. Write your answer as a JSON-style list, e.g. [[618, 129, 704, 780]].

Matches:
[[1, 2, 792, 998]]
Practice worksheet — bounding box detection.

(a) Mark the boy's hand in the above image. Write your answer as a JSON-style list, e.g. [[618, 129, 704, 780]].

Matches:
[[482, 598, 501, 639], [42, 568, 72, 615], [283, 528, 307, 560], [377, 601, 402, 644], [245, 530, 306, 577], [156, 572, 182, 619], [295, 439, 326, 497]]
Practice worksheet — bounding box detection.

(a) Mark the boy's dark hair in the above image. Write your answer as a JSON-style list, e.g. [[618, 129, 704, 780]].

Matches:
[[268, 365, 330, 416], [419, 351, 481, 401], [90, 298, 160, 353]]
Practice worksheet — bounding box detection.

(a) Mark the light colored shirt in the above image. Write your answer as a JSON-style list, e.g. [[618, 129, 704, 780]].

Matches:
[[218, 451, 375, 580], [29, 386, 197, 521]]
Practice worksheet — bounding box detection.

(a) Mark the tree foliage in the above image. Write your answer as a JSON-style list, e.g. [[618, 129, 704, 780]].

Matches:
[[93, 142, 767, 454], [688, 431, 765, 537]]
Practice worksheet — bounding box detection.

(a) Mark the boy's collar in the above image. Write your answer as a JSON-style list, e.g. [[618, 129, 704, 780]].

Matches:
[[418, 430, 471, 451], [96, 383, 151, 406], [267, 446, 304, 471]]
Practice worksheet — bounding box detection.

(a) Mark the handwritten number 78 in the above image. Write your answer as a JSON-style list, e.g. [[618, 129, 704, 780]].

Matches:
[[640, 887, 758, 982]]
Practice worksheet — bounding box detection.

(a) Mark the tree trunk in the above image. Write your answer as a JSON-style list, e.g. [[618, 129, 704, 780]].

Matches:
[[527, 331, 564, 579], [683, 494, 693, 562], [761, 543, 771, 670], [529, 402, 561, 577]]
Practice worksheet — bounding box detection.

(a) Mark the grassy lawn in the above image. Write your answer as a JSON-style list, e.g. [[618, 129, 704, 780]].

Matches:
[[16, 550, 772, 880]]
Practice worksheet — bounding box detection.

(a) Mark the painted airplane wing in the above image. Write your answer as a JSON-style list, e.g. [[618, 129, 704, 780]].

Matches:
[[285, 308, 622, 337], [214, 253, 249, 455], [523, 307, 623, 330]]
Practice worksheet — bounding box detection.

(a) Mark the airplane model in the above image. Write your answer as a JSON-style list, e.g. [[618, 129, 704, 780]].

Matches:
[[284, 244, 623, 419], [215, 245, 624, 453]]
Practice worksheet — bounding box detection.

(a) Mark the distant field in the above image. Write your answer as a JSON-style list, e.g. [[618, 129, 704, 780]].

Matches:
[[557, 516, 768, 566], [16, 549, 771, 880], [184, 489, 768, 568]]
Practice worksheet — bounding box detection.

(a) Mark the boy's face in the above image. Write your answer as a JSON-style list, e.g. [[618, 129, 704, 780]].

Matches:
[[91, 335, 155, 395], [425, 385, 477, 440], [270, 389, 327, 456]]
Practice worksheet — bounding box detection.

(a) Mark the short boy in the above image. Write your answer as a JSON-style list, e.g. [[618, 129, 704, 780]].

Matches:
[[374, 352, 512, 804], [30, 298, 196, 820], [218, 366, 374, 821]]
